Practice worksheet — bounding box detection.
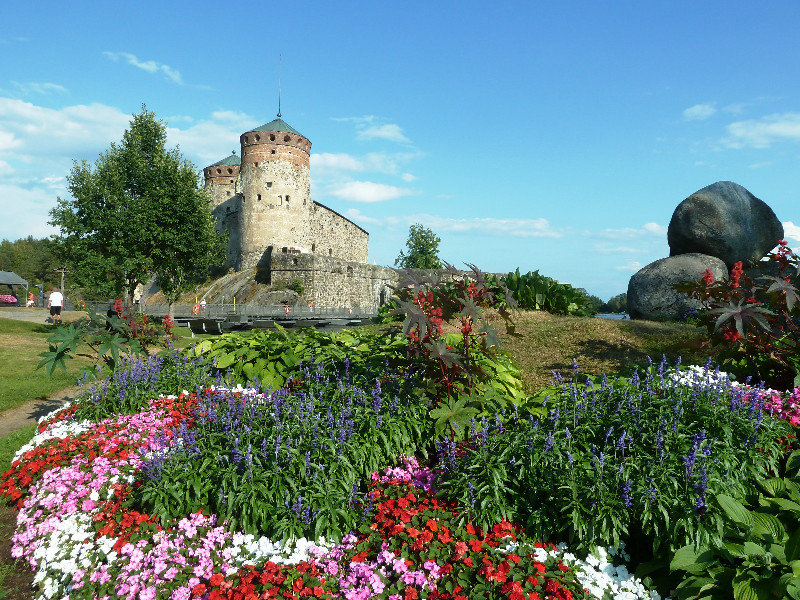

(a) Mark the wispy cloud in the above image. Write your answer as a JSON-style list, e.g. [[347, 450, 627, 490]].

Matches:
[[614, 260, 643, 272], [12, 81, 68, 95], [103, 51, 184, 85], [596, 222, 666, 240], [683, 103, 717, 121], [722, 112, 800, 148], [329, 181, 415, 203], [334, 115, 411, 144], [595, 246, 640, 254]]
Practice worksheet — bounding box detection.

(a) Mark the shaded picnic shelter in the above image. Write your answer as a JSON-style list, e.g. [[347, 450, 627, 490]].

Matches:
[[0, 271, 29, 305]]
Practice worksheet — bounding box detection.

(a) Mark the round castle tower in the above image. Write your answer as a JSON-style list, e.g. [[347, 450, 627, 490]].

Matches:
[[238, 117, 312, 271], [203, 153, 241, 211]]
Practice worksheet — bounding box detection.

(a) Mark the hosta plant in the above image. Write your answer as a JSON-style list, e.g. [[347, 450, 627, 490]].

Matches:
[[669, 449, 800, 600]]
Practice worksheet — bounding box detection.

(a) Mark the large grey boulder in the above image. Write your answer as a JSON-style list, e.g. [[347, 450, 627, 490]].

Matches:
[[668, 181, 783, 268], [627, 253, 728, 321]]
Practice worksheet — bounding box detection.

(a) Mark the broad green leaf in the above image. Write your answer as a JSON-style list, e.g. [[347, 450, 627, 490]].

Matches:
[[717, 494, 753, 529]]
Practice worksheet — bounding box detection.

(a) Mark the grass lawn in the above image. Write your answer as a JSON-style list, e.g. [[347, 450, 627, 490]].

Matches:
[[0, 317, 94, 414]]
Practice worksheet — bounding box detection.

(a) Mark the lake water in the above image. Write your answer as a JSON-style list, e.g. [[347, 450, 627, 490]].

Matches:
[[594, 313, 629, 320]]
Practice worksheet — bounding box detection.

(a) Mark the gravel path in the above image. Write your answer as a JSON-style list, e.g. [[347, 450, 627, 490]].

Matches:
[[0, 386, 82, 438]]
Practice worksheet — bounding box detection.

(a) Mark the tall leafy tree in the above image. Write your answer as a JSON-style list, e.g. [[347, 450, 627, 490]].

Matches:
[[49, 106, 225, 305], [395, 223, 442, 269]]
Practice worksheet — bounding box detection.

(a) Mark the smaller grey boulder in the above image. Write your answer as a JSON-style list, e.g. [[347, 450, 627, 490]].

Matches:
[[627, 253, 728, 321], [668, 181, 783, 268]]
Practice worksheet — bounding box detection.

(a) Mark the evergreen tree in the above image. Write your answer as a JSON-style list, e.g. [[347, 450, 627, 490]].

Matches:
[[395, 224, 442, 269], [49, 106, 225, 304]]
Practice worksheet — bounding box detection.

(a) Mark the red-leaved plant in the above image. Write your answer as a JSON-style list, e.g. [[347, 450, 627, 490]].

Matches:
[[391, 263, 519, 440], [674, 240, 800, 389]]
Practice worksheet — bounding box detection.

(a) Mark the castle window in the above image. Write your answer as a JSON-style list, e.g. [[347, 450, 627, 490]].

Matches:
[[229, 179, 233, 183], [244, 136, 249, 143], [282, 247, 288, 253], [227, 168, 232, 174], [254, 162, 259, 167], [312, 243, 315, 252], [278, 195, 282, 205], [286, 197, 290, 209], [284, 135, 290, 142], [216, 168, 221, 174], [271, 150, 276, 155], [226, 191, 231, 196], [257, 194, 261, 202], [255, 135, 260, 141], [267, 182, 272, 188], [329, 249, 332, 256], [270, 134, 275, 141]]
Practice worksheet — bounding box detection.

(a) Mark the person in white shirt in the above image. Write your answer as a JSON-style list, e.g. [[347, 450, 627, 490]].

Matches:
[[47, 288, 64, 325]]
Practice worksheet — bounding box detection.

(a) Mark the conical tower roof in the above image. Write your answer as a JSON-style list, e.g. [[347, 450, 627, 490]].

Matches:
[[249, 118, 304, 138], [207, 152, 241, 168]]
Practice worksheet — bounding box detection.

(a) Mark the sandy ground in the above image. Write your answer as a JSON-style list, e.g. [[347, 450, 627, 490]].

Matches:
[[0, 306, 85, 325]]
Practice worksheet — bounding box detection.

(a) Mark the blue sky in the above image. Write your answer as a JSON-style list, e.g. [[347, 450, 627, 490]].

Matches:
[[1, 1, 799, 300]]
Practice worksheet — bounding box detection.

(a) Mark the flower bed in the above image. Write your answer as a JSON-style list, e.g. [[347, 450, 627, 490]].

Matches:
[[0, 294, 18, 305], [5, 347, 800, 600], [1, 392, 664, 600]]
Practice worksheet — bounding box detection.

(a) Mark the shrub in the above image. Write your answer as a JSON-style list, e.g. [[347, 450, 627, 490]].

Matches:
[[133, 361, 432, 541], [190, 326, 410, 391], [503, 268, 596, 316], [434, 358, 793, 559], [674, 240, 800, 389]]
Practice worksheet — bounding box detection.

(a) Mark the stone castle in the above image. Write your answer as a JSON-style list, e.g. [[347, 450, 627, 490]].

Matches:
[[203, 115, 395, 308]]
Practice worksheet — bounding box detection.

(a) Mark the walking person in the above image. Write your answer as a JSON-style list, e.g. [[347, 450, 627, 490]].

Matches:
[[47, 287, 64, 325]]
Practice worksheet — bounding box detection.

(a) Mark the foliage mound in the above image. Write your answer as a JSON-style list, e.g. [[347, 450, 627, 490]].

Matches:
[[133, 361, 432, 542], [435, 358, 792, 561], [504, 268, 596, 316]]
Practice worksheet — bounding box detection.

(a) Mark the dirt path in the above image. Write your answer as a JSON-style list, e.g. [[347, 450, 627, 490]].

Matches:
[[0, 386, 82, 438]]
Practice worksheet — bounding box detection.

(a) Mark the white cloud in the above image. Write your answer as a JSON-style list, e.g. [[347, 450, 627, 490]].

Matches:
[[330, 181, 415, 203], [595, 246, 640, 254], [343, 207, 380, 224], [103, 51, 184, 85], [596, 222, 666, 240], [12, 81, 68, 95], [722, 112, 800, 148], [0, 183, 60, 241], [614, 260, 643, 272], [335, 115, 411, 144], [682, 103, 717, 121], [312, 153, 365, 172], [783, 221, 800, 247], [748, 161, 773, 169], [358, 123, 409, 143], [401, 173, 417, 182], [0, 160, 13, 176]]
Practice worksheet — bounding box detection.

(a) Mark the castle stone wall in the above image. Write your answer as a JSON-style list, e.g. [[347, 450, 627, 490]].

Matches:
[[270, 253, 396, 308], [309, 202, 369, 263]]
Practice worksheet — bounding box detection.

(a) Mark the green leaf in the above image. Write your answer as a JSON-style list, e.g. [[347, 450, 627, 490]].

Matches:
[[752, 512, 785, 542], [786, 529, 800, 562], [717, 494, 753, 529], [670, 545, 716, 573]]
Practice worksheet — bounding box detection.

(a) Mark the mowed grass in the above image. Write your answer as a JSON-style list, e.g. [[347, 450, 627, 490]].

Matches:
[[0, 317, 95, 414]]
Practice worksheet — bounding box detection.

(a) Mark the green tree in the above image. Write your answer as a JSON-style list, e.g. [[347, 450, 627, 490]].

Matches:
[[394, 223, 442, 269], [49, 106, 225, 306]]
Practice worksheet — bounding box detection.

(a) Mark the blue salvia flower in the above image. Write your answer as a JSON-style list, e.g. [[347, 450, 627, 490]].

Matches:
[[468, 482, 476, 507], [543, 432, 554, 452], [648, 483, 657, 502], [621, 480, 633, 508], [566, 451, 574, 464]]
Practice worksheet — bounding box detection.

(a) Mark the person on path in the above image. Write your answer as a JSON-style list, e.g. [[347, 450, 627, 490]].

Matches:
[[47, 288, 64, 325], [27, 292, 35, 307]]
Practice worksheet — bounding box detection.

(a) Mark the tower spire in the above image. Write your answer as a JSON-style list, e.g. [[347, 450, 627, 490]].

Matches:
[[277, 54, 282, 118]]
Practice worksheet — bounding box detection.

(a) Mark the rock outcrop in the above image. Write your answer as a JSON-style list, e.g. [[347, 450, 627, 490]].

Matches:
[[627, 253, 728, 321], [667, 181, 783, 268]]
